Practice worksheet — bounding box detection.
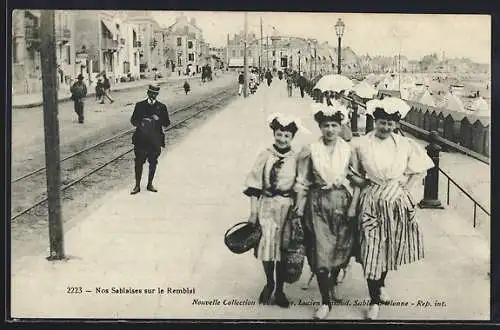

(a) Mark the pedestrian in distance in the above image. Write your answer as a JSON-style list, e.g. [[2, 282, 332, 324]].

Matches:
[[297, 72, 307, 98], [265, 69, 273, 87], [293, 105, 361, 320], [244, 113, 306, 308], [353, 103, 434, 320], [286, 75, 293, 97], [95, 77, 104, 102], [183, 80, 191, 95], [130, 84, 171, 194], [70, 74, 88, 124], [100, 73, 114, 104], [238, 71, 245, 96]]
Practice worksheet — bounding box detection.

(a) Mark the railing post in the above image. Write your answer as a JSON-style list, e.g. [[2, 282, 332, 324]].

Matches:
[[365, 114, 374, 133], [350, 100, 359, 136], [418, 131, 445, 209]]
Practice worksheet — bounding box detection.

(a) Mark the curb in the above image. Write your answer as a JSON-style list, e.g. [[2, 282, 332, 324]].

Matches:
[[12, 75, 205, 109]]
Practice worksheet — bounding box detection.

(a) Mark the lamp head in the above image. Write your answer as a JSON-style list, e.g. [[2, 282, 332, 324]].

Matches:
[[335, 18, 346, 37]]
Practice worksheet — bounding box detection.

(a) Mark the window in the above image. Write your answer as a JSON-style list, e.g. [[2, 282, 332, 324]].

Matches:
[[177, 37, 182, 46], [188, 41, 193, 49], [177, 55, 182, 66], [188, 53, 194, 61], [272, 51, 276, 56], [248, 50, 252, 57], [232, 50, 236, 57], [134, 53, 138, 66]]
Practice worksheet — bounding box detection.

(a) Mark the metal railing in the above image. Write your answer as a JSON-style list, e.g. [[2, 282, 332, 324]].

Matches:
[[341, 94, 490, 228], [439, 168, 490, 228]]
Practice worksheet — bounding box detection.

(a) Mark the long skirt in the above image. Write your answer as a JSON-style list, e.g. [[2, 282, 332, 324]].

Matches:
[[254, 195, 293, 262], [303, 186, 354, 273], [358, 182, 424, 280]]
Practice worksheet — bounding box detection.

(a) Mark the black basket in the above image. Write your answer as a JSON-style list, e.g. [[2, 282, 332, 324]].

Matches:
[[224, 222, 262, 254]]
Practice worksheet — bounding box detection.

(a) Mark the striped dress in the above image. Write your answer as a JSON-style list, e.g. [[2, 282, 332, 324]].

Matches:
[[354, 132, 434, 280]]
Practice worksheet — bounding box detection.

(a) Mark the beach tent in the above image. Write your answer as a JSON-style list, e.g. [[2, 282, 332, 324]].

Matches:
[[442, 92, 465, 112], [470, 97, 489, 116], [412, 89, 436, 107]]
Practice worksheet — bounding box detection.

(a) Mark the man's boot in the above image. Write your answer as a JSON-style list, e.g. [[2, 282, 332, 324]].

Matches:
[[147, 164, 158, 192], [131, 163, 142, 194]]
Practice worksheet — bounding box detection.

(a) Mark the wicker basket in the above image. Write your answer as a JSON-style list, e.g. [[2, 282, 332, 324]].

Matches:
[[224, 222, 262, 254]]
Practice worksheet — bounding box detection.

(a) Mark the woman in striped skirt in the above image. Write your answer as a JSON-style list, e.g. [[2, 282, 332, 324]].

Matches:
[[354, 105, 434, 319], [244, 113, 306, 308]]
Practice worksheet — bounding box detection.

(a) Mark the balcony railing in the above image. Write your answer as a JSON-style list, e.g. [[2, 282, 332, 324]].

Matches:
[[25, 26, 39, 41], [25, 26, 40, 50], [101, 39, 118, 51], [56, 27, 71, 42]]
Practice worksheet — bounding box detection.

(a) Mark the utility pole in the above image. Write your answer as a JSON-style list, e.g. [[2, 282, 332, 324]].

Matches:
[[260, 17, 263, 74], [398, 52, 401, 91], [40, 10, 65, 261], [314, 45, 317, 76], [266, 35, 269, 69], [243, 12, 248, 97]]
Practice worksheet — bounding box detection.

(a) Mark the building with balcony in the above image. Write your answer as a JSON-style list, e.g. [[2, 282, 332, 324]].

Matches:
[[126, 11, 166, 77], [226, 31, 258, 70], [163, 14, 205, 76], [73, 10, 131, 84], [208, 46, 226, 69], [11, 10, 77, 95]]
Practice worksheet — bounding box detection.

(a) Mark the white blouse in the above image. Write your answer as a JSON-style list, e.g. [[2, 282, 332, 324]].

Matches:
[[295, 137, 354, 195], [355, 131, 435, 184]]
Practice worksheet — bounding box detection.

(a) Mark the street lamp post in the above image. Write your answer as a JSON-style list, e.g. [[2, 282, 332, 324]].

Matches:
[[298, 50, 301, 73], [335, 18, 357, 136], [243, 12, 248, 98], [335, 18, 345, 75]]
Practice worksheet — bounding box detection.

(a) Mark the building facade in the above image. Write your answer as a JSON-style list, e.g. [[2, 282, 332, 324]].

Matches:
[[126, 12, 165, 77], [12, 10, 77, 94], [226, 31, 258, 70], [164, 15, 205, 76]]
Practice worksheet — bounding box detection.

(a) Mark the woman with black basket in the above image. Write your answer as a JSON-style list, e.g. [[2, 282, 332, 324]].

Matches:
[[293, 104, 361, 320], [241, 113, 308, 308]]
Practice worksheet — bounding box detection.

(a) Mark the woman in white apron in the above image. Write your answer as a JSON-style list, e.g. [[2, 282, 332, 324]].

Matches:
[[294, 105, 360, 319]]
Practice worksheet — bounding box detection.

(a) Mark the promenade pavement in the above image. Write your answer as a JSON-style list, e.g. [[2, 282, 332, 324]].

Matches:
[[12, 73, 205, 109], [10, 79, 489, 320]]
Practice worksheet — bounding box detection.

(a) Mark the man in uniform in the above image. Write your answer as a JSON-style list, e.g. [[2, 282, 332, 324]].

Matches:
[[130, 83, 171, 194]]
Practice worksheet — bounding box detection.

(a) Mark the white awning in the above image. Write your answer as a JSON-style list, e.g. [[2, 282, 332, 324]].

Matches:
[[228, 58, 254, 67]]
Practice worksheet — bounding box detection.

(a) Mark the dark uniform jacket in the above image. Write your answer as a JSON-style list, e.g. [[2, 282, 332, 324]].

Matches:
[[131, 99, 171, 150]]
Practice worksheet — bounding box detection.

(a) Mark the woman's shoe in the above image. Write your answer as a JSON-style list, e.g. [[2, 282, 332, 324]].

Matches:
[[302, 273, 315, 290], [336, 267, 347, 283], [329, 286, 342, 302], [379, 287, 390, 304], [274, 291, 290, 308], [313, 304, 331, 320], [366, 304, 379, 320], [258, 283, 274, 305]]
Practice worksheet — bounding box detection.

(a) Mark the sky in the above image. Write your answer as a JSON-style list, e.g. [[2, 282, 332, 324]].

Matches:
[[151, 11, 490, 63]]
